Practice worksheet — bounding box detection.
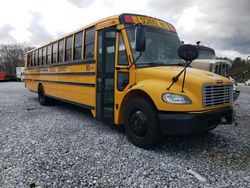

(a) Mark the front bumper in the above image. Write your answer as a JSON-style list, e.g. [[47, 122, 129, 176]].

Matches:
[[158, 108, 233, 135]]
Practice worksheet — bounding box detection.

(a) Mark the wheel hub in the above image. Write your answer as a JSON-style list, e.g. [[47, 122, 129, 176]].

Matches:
[[130, 110, 148, 137]]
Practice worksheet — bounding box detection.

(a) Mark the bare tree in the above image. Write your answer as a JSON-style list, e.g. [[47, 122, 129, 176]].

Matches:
[[0, 44, 33, 76]]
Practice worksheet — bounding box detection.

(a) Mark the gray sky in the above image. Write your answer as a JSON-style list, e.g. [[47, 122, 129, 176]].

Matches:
[[0, 0, 249, 59]]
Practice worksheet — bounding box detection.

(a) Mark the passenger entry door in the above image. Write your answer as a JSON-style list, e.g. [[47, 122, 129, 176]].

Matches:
[[96, 27, 117, 122]]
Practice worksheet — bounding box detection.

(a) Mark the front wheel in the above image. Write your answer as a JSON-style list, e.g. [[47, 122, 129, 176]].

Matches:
[[124, 98, 161, 149]]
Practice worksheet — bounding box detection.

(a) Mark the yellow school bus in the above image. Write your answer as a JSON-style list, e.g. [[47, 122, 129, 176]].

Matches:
[[24, 13, 234, 148]]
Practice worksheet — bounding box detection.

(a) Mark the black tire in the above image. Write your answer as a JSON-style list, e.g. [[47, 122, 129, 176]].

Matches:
[[124, 97, 161, 149], [38, 84, 49, 106]]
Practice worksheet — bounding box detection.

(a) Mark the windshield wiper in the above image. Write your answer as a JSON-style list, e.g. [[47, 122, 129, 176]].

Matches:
[[137, 62, 167, 67], [137, 62, 185, 68], [167, 63, 185, 66]]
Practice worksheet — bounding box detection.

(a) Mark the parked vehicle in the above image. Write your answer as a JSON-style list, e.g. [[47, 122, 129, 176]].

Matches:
[[16, 67, 25, 81], [0, 72, 7, 81], [245, 79, 250, 86], [191, 42, 240, 101], [244, 56, 250, 86]]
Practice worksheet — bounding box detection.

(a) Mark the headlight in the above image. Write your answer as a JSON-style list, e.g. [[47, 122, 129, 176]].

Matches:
[[162, 93, 192, 104]]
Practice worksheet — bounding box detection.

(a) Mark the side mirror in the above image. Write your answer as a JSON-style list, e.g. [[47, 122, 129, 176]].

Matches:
[[135, 27, 146, 52], [178, 44, 199, 61]]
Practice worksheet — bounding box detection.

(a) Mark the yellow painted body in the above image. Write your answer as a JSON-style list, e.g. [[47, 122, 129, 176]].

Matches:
[[25, 63, 97, 116], [114, 66, 233, 124], [24, 14, 233, 127]]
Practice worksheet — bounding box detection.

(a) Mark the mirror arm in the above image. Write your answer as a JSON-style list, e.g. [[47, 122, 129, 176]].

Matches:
[[167, 60, 192, 90], [181, 69, 187, 92]]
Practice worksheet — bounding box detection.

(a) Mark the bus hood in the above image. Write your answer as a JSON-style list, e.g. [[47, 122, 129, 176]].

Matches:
[[134, 66, 233, 112], [135, 66, 232, 88]]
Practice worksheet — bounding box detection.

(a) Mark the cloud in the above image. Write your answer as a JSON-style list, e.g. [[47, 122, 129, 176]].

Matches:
[[0, 25, 18, 44], [27, 12, 54, 46], [216, 49, 246, 59], [147, 0, 250, 58], [148, 0, 193, 18], [191, 0, 250, 54], [67, 0, 94, 8], [0, 0, 249, 59]]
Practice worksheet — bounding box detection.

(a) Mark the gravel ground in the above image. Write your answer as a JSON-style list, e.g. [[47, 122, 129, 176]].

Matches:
[[0, 82, 249, 187]]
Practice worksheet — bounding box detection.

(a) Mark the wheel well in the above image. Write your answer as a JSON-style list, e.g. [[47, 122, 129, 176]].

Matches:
[[118, 89, 157, 124]]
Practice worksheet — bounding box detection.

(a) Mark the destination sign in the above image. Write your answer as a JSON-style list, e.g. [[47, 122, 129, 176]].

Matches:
[[123, 15, 176, 33]]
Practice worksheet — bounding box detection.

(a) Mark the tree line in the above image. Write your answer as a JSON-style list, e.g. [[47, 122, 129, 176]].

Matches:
[[0, 44, 33, 76], [0, 43, 249, 82], [228, 57, 250, 83]]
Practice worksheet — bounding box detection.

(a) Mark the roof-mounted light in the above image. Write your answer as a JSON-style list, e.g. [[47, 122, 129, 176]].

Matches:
[[121, 14, 177, 33], [124, 15, 134, 23]]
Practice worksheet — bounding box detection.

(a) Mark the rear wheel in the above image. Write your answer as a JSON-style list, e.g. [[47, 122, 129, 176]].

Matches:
[[38, 84, 49, 106], [124, 98, 161, 149]]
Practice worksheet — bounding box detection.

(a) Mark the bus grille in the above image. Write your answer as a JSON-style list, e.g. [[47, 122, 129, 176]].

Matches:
[[203, 84, 233, 107]]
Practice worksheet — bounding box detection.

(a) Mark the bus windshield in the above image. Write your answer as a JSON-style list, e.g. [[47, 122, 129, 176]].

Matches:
[[126, 26, 184, 67]]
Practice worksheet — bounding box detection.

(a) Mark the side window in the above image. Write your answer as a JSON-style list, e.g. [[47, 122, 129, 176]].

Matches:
[[105, 31, 116, 74], [42, 47, 46, 65], [35, 50, 38, 66], [38, 49, 42, 65], [29, 52, 34, 67], [97, 33, 102, 74], [58, 39, 64, 63], [33, 51, 37, 66], [117, 72, 129, 91], [65, 35, 72, 62], [74, 31, 83, 61], [47, 45, 52, 65], [84, 27, 95, 59], [29, 53, 31, 67], [30, 53, 32, 67], [37, 49, 40, 65], [27, 53, 30, 67], [52, 42, 57, 64], [31, 52, 34, 67], [118, 34, 129, 66]]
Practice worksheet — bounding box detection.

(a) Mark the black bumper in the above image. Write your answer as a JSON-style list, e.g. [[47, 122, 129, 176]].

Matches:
[[233, 90, 240, 101], [158, 108, 233, 135]]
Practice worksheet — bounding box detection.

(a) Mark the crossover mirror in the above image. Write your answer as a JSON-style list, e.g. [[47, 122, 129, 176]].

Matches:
[[178, 44, 199, 61]]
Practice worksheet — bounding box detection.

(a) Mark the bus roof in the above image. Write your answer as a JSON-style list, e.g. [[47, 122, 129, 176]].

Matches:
[[28, 13, 176, 53], [28, 14, 120, 53]]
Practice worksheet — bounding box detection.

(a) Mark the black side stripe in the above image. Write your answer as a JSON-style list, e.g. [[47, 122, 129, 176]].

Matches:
[[45, 94, 95, 110], [25, 59, 95, 70], [24, 79, 95, 87], [24, 72, 95, 76]]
